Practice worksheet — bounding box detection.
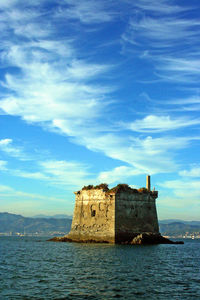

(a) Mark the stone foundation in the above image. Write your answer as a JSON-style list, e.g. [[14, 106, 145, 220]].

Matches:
[[48, 233, 183, 245]]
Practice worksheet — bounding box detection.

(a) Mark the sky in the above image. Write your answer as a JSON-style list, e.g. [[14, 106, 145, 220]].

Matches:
[[0, 0, 200, 220]]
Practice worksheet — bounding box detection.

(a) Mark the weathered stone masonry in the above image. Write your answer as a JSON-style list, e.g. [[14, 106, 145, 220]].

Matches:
[[66, 176, 159, 243]]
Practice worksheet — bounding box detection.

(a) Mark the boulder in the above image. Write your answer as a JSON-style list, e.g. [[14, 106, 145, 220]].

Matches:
[[130, 233, 184, 245]]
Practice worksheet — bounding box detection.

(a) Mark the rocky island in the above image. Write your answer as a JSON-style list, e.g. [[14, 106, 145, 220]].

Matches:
[[50, 176, 183, 245]]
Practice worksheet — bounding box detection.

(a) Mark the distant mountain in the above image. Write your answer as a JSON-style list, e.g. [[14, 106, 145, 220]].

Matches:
[[159, 219, 200, 226], [0, 212, 200, 237], [0, 212, 72, 236], [159, 221, 200, 237]]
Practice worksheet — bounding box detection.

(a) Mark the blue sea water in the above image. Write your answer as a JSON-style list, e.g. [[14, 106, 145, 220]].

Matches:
[[0, 237, 199, 299]]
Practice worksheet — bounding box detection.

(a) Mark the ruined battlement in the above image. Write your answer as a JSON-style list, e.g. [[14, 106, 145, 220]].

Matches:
[[76, 182, 158, 197], [66, 176, 159, 243]]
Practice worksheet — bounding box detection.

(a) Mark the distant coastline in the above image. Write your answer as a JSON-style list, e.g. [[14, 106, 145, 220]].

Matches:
[[0, 212, 200, 238]]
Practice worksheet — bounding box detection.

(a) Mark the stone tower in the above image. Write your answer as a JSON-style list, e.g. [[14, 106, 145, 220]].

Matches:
[[66, 176, 159, 243]]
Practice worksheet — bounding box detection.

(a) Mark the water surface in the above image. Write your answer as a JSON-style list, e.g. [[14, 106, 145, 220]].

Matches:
[[0, 237, 199, 299]]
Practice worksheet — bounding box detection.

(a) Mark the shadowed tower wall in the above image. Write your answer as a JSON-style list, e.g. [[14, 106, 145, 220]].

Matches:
[[115, 191, 159, 243]]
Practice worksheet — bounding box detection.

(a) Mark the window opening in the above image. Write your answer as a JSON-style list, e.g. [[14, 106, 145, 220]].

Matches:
[[91, 210, 96, 217]]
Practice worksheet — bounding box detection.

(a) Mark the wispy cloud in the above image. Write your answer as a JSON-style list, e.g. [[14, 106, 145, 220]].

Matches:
[[0, 184, 13, 192], [3, 159, 93, 189], [13, 171, 49, 181], [0, 139, 29, 160], [123, 115, 200, 133], [122, 1, 200, 84], [0, 30, 112, 128], [139, 94, 200, 112], [0, 0, 18, 9], [40, 160, 92, 188], [2, 134, 194, 185], [0, 183, 69, 216], [0, 160, 7, 170], [76, 133, 196, 174], [156, 176, 200, 219], [98, 166, 142, 184], [154, 57, 200, 83], [57, 0, 115, 24], [130, 0, 188, 14], [159, 179, 200, 201], [159, 96, 200, 105], [179, 166, 200, 177], [0, 183, 64, 201], [0, 0, 200, 191]]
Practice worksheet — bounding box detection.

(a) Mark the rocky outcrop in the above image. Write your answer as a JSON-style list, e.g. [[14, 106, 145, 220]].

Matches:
[[129, 233, 184, 245], [48, 232, 183, 244], [48, 236, 109, 243]]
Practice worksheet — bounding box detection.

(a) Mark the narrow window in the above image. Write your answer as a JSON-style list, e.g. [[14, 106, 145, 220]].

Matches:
[[91, 210, 96, 217]]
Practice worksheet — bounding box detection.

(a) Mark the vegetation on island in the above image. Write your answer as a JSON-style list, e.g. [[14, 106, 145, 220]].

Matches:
[[82, 183, 109, 191], [82, 183, 151, 194]]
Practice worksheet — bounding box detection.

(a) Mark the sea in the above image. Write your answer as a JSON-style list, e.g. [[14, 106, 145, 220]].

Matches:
[[0, 237, 199, 299]]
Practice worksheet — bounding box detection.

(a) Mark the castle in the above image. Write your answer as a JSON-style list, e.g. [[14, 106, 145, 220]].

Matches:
[[66, 175, 159, 243]]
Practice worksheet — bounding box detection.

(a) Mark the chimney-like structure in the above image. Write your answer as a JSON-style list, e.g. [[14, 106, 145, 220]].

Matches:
[[146, 175, 151, 191]]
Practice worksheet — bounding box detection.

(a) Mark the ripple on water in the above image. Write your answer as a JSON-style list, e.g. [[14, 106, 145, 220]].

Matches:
[[0, 237, 200, 299]]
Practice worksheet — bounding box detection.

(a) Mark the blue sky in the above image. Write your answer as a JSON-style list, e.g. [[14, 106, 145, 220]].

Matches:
[[0, 0, 200, 220]]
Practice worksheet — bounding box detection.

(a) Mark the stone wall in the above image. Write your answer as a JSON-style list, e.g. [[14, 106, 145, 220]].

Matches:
[[66, 185, 159, 243], [115, 191, 159, 243], [67, 189, 115, 242]]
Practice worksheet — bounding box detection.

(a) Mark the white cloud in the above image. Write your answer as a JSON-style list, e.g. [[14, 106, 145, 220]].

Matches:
[[13, 171, 49, 180], [179, 166, 200, 177], [0, 139, 28, 160], [0, 183, 66, 202], [14, 23, 51, 39], [122, 16, 199, 50], [58, 0, 114, 24], [0, 160, 7, 170], [98, 166, 142, 184], [160, 96, 200, 105], [40, 160, 91, 188], [0, 0, 18, 9], [140, 94, 200, 112], [122, 2, 200, 84], [75, 133, 194, 174], [0, 40, 112, 127], [160, 57, 200, 73], [131, 0, 187, 14], [0, 0, 199, 184], [155, 57, 200, 83], [0, 139, 12, 146], [160, 94, 200, 112], [67, 60, 110, 79], [0, 157, 93, 189], [0, 184, 12, 192], [0, 183, 70, 216], [1, 133, 190, 184], [125, 115, 200, 133], [159, 179, 200, 200]]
